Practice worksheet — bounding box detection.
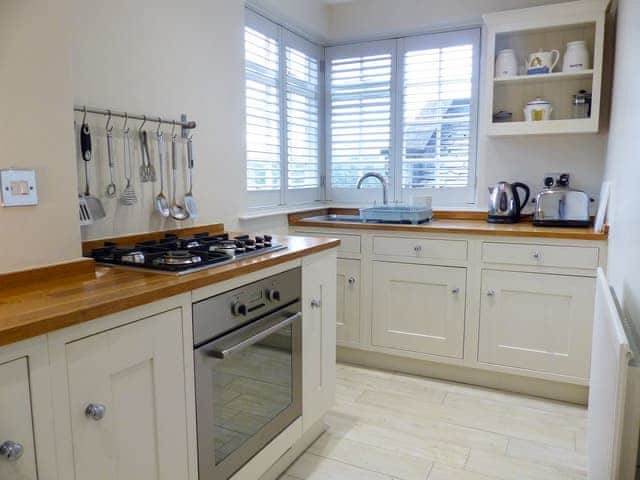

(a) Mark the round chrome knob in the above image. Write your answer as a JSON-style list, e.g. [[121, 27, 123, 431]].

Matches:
[[0, 441, 23, 462], [85, 403, 106, 421], [487, 289, 496, 297], [348, 276, 357, 285], [231, 301, 247, 316], [310, 299, 322, 309], [266, 289, 281, 302], [451, 287, 460, 294], [533, 251, 542, 259]]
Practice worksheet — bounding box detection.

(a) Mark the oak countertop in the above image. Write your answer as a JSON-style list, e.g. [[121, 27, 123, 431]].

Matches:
[[289, 209, 608, 241], [0, 235, 339, 347]]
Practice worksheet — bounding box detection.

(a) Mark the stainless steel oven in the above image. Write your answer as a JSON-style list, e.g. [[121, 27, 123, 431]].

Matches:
[[192, 268, 302, 480]]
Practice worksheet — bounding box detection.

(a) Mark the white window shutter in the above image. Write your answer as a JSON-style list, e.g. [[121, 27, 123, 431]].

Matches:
[[327, 41, 395, 202], [399, 29, 480, 204], [245, 25, 281, 193]]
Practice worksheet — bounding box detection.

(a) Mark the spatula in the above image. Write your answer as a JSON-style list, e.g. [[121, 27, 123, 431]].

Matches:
[[80, 123, 106, 220]]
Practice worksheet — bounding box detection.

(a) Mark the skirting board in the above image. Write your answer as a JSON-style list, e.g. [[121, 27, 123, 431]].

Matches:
[[337, 346, 588, 405]]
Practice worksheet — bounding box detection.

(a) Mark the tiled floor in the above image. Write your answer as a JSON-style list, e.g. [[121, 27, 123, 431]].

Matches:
[[281, 363, 587, 480]]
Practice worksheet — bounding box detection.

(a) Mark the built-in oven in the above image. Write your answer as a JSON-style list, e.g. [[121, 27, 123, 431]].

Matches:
[[192, 267, 302, 480]]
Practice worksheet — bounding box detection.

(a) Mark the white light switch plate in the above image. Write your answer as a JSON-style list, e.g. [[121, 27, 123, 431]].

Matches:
[[1, 169, 38, 206]]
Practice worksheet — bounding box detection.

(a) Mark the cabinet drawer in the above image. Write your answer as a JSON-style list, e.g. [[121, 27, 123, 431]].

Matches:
[[373, 236, 467, 261], [295, 231, 361, 255], [482, 242, 599, 269]]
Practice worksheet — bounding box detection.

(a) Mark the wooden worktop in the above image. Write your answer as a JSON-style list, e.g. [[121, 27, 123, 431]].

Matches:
[[289, 208, 608, 241], [0, 234, 339, 347]]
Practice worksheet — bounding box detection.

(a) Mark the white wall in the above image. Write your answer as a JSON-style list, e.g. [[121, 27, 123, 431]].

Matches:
[[327, 0, 570, 43], [0, 0, 83, 272], [72, 0, 248, 241], [602, 0, 639, 330], [248, 0, 330, 42]]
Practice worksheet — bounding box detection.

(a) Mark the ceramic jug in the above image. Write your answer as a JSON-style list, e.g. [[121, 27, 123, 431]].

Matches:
[[527, 49, 560, 74], [495, 49, 518, 77], [562, 41, 590, 72]]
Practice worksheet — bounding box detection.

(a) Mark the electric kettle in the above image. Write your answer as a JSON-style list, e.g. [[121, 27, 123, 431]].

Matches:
[[488, 181, 530, 224]]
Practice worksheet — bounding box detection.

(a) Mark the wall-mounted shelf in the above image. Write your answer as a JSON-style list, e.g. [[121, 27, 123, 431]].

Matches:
[[494, 69, 594, 86], [489, 117, 598, 137], [483, 0, 609, 137]]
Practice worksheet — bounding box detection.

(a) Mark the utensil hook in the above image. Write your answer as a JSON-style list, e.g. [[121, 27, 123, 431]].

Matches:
[[156, 117, 163, 135], [105, 110, 113, 133], [82, 105, 87, 124], [171, 120, 177, 140], [122, 112, 129, 133], [138, 115, 147, 132]]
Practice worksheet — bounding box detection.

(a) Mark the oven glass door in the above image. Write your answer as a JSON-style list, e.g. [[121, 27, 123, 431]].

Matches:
[[194, 301, 302, 480]]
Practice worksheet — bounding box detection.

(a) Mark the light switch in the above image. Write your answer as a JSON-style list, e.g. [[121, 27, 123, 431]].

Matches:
[[1, 169, 38, 207]]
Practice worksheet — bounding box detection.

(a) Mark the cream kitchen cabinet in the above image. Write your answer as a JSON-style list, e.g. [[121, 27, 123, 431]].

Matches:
[[371, 261, 466, 358], [48, 296, 195, 480], [302, 250, 337, 431], [336, 259, 361, 346], [478, 269, 595, 380], [0, 337, 57, 480]]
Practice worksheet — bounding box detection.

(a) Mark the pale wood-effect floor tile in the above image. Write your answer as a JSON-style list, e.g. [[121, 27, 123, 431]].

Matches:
[[307, 432, 433, 480], [278, 363, 587, 480]]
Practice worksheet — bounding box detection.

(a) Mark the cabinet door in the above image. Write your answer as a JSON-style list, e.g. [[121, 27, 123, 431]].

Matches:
[[336, 259, 361, 346], [65, 309, 189, 480], [478, 270, 595, 379], [302, 250, 337, 431], [372, 261, 466, 358], [0, 358, 38, 480]]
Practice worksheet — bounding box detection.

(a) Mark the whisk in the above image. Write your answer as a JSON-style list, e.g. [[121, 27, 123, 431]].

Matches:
[[120, 124, 138, 206]]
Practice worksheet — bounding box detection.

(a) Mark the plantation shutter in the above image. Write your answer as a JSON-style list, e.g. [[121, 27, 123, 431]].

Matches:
[[399, 29, 480, 202], [286, 46, 320, 190], [327, 41, 395, 202], [245, 19, 281, 194]]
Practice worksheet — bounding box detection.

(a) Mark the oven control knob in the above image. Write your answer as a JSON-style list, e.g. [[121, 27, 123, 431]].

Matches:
[[267, 289, 281, 302], [231, 301, 247, 316]]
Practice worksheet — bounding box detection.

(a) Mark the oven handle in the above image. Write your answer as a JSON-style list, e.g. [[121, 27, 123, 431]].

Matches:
[[202, 311, 301, 359]]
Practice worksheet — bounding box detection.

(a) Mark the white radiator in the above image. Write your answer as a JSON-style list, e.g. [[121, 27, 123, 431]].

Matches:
[[588, 268, 640, 479]]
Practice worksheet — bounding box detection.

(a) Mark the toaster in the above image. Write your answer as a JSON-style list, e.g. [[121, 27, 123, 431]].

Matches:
[[533, 174, 591, 227]]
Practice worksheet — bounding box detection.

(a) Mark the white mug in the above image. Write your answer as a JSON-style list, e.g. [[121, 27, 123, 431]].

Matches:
[[563, 41, 590, 72], [495, 49, 518, 78], [527, 49, 560, 74]]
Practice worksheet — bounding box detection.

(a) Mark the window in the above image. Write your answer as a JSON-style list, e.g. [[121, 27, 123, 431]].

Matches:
[[327, 30, 480, 205], [245, 10, 323, 208], [328, 44, 393, 192]]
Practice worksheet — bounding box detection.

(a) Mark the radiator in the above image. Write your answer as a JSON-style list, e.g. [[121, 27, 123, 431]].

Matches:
[[588, 268, 640, 479]]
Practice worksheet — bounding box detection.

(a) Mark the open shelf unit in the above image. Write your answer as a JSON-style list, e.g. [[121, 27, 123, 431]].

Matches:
[[483, 0, 609, 136]]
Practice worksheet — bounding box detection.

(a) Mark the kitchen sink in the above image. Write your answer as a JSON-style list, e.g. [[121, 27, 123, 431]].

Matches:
[[303, 214, 364, 223], [302, 212, 433, 225]]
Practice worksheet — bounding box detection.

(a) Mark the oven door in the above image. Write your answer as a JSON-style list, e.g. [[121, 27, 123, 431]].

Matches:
[[194, 301, 302, 480]]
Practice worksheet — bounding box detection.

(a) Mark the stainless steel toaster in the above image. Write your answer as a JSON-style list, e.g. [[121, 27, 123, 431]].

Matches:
[[533, 174, 591, 227]]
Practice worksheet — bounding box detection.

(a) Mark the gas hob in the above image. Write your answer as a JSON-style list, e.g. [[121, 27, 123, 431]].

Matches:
[[87, 232, 286, 275]]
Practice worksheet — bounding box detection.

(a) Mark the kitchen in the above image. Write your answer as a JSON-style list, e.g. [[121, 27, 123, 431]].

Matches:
[[0, 0, 638, 479]]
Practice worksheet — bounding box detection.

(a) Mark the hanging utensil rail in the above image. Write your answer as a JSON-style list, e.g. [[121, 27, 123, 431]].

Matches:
[[73, 105, 196, 137]]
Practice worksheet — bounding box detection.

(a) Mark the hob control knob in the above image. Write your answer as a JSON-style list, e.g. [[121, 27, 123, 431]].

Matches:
[[231, 301, 248, 316], [267, 289, 281, 302], [264, 235, 273, 242]]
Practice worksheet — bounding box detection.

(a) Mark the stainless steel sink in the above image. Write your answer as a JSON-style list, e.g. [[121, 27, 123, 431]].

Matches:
[[301, 213, 432, 225], [303, 214, 364, 223]]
